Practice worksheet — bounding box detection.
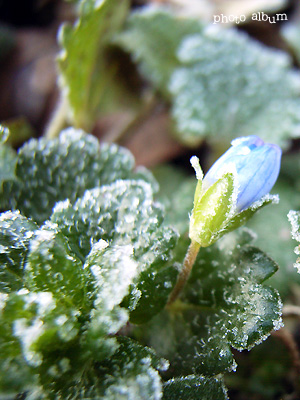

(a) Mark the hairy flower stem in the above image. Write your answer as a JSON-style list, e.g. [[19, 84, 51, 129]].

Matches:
[[167, 240, 200, 305]]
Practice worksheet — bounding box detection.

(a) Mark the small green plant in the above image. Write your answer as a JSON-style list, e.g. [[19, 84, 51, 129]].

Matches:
[[2, 0, 300, 398], [0, 127, 283, 399]]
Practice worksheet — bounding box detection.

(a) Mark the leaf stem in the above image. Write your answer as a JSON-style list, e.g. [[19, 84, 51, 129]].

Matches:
[[44, 96, 69, 139], [167, 240, 200, 305]]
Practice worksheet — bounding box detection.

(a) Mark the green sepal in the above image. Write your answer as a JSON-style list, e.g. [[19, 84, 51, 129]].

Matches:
[[222, 194, 279, 236], [189, 172, 236, 247]]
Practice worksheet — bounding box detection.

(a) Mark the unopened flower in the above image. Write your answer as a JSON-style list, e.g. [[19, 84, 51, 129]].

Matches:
[[203, 136, 281, 211], [189, 136, 281, 247]]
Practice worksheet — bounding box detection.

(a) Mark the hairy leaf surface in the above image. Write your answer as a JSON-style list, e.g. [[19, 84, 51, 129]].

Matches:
[[119, 8, 300, 147]]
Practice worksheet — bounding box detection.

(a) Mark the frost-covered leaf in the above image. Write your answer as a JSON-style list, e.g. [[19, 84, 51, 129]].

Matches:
[[24, 224, 87, 309], [66, 336, 166, 400], [288, 209, 300, 273], [145, 309, 236, 377], [82, 242, 139, 361], [145, 231, 282, 376], [119, 9, 300, 147], [118, 8, 203, 94], [163, 375, 228, 400], [0, 292, 35, 394], [96, 336, 165, 400], [58, 0, 130, 129], [0, 289, 82, 396], [51, 180, 179, 323], [170, 29, 300, 147], [282, 22, 300, 65], [28, 335, 167, 399], [0, 211, 37, 293], [7, 128, 135, 224], [185, 234, 282, 350], [248, 180, 300, 297], [0, 243, 155, 398]]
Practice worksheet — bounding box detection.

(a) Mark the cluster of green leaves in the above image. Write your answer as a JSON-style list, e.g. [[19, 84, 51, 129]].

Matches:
[[2, 0, 298, 397], [55, 1, 300, 149], [141, 231, 283, 381], [0, 128, 284, 399], [118, 7, 300, 148], [0, 128, 178, 399]]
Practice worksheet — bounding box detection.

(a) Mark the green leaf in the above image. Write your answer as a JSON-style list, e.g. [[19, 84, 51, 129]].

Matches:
[[37, 336, 165, 400], [24, 224, 87, 309], [51, 180, 179, 323], [282, 22, 300, 65], [0, 292, 36, 394], [7, 128, 135, 224], [82, 241, 139, 361], [143, 231, 282, 377], [222, 194, 279, 236], [0, 289, 82, 395], [169, 29, 300, 147], [119, 8, 300, 147], [0, 242, 150, 398], [0, 211, 37, 293], [58, 0, 130, 129], [288, 209, 300, 273], [118, 8, 203, 94], [96, 336, 165, 400], [38, 336, 167, 399], [145, 309, 236, 377], [248, 180, 300, 297], [163, 375, 228, 400], [184, 235, 282, 351]]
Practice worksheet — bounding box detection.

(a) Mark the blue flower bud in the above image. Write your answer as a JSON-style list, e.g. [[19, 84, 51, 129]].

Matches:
[[203, 136, 282, 211]]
